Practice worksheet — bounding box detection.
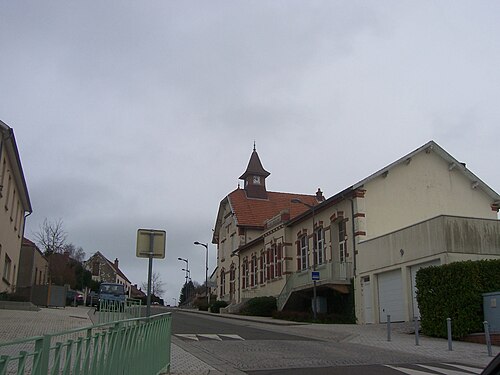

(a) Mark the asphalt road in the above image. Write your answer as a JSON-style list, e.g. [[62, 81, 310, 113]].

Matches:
[[170, 310, 484, 374]]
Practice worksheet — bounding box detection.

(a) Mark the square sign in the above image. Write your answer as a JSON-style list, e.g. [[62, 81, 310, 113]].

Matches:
[[311, 271, 320, 281], [136, 229, 166, 259]]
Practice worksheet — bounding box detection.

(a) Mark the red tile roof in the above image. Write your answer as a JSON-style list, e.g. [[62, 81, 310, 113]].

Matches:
[[228, 188, 318, 228]]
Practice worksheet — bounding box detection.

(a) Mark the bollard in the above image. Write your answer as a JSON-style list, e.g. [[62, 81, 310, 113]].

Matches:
[[484, 321, 493, 357], [387, 315, 391, 342], [447, 318, 453, 351], [414, 317, 420, 346]]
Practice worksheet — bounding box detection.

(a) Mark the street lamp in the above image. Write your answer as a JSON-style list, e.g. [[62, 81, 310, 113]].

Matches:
[[194, 241, 209, 306], [178, 257, 189, 305], [291, 198, 318, 320]]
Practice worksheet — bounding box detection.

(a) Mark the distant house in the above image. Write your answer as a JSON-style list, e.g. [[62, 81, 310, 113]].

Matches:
[[17, 238, 48, 288], [85, 251, 132, 297], [212, 141, 500, 323], [0, 121, 32, 293]]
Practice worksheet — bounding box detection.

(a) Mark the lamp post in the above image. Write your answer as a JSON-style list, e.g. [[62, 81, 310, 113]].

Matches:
[[194, 241, 209, 306], [178, 257, 189, 304], [291, 198, 318, 320]]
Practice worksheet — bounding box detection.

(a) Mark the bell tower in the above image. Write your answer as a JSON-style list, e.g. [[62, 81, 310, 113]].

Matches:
[[239, 143, 270, 199]]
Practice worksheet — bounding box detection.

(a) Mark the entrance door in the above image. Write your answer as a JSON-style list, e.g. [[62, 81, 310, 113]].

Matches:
[[362, 278, 373, 323]]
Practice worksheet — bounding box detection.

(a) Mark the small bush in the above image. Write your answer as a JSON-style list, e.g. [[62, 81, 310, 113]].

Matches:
[[240, 296, 277, 317], [210, 300, 228, 313]]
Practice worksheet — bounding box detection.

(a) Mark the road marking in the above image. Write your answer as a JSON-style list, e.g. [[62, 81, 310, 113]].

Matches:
[[174, 334, 246, 341], [386, 364, 483, 375], [442, 364, 482, 374], [219, 334, 245, 340], [385, 365, 431, 375], [198, 334, 223, 341], [175, 334, 199, 341], [418, 364, 478, 375]]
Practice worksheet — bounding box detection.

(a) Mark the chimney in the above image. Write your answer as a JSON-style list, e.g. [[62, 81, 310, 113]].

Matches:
[[114, 258, 119, 268], [316, 188, 325, 202]]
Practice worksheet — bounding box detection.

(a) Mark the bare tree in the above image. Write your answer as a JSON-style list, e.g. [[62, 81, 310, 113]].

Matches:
[[141, 272, 165, 297], [34, 218, 67, 255], [62, 243, 86, 263]]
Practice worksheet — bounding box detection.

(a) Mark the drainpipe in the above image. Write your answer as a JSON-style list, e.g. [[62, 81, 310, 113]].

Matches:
[[348, 197, 357, 278]]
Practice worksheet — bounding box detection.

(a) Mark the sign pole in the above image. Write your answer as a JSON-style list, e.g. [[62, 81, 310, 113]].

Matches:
[[146, 232, 154, 317]]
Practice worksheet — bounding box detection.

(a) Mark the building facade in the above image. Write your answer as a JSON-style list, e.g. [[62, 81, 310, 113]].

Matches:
[[212, 141, 500, 323], [0, 121, 32, 293], [84, 251, 132, 297]]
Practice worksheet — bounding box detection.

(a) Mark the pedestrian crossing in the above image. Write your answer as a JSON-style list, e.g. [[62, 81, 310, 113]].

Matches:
[[385, 362, 482, 375], [175, 333, 245, 341]]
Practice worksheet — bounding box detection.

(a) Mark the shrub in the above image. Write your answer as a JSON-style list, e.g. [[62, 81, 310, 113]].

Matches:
[[210, 300, 228, 313], [417, 259, 500, 338], [240, 296, 277, 317]]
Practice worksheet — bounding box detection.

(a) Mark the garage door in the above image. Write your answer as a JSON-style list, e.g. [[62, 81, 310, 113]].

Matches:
[[378, 269, 404, 323], [410, 260, 440, 319]]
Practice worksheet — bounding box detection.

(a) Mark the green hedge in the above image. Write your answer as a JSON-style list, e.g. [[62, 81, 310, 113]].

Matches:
[[240, 296, 277, 317], [210, 300, 228, 313], [416, 259, 500, 338]]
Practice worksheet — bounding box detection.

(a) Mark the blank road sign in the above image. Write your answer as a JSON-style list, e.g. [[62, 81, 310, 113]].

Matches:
[[136, 229, 166, 259]]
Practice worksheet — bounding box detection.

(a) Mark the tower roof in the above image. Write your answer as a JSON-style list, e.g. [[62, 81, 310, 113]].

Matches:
[[239, 145, 270, 180]]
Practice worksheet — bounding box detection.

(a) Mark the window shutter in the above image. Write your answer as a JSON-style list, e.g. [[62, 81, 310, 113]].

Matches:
[[277, 245, 282, 277], [296, 242, 301, 270]]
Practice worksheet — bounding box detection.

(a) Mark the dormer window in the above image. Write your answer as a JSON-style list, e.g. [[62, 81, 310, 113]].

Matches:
[[252, 175, 261, 185]]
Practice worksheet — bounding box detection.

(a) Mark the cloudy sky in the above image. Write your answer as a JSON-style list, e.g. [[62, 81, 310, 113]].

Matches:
[[1, 1, 499, 305]]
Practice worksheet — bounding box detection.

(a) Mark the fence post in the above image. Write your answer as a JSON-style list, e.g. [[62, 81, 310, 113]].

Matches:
[[414, 317, 420, 346], [484, 321, 493, 357], [447, 318, 452, 351], [34, 335, 51, 375], [387, 315, 391, 342]]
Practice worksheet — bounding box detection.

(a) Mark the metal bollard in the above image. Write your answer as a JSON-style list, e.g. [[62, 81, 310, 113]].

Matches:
[[447, 318, 453, 351], [387, 315, 391, 341], [484, 321, 493, 357], [414, 317, 420, 346]]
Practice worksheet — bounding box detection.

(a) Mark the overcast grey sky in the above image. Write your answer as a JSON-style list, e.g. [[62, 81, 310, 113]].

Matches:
[[1, 1, 499, 305]]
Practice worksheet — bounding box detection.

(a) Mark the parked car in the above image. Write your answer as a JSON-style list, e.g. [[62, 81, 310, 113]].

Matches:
[[66, 290, 84, 306]]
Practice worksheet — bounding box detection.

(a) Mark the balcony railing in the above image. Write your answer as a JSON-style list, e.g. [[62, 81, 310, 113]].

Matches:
[[277, 261, 352, 311]]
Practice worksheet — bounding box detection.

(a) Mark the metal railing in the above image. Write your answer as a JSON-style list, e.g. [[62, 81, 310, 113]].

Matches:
[[277, 261, 352, 310], [0, 312, 171, 375], [96, 298, 143, 324]]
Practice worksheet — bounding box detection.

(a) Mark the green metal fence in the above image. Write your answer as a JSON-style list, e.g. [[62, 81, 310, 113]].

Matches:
[[0, 312, 171, 375], [96, 298, 143, 324]]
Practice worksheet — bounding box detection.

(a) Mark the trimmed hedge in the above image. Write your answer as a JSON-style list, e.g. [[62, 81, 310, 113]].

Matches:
[[416, 259, 500, 339], [210, 300, 228, 313], [240, 296, 277, 317]]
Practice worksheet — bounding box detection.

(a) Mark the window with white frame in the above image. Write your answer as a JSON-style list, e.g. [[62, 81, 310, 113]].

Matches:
[[272, 244, 283, 278], [259, 253, 264, 284], [229, 264, 235, 296], [298, 235, 308, 271], [242, 258, 249, 289], [315, 227, 325, 265], [251, 255, 257, 287], [339, 220, 347, 262]]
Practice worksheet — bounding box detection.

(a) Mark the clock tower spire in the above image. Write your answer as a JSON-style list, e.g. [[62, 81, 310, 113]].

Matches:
[[239, 144, 270, 199]]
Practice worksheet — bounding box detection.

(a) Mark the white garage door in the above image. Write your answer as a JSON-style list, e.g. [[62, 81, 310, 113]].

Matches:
[[378, 269, 404, 323], [410, 260, 441, 319]]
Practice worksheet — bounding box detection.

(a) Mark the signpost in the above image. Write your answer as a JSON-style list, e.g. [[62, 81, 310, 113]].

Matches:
[[311, 271, 320, 281], [136, 229, 166, 317]]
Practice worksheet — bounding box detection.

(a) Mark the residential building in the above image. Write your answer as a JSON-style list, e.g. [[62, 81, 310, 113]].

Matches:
[[0, 121, 32, 293], [212, 141, 500, 323], [85, 251, 132, 297]]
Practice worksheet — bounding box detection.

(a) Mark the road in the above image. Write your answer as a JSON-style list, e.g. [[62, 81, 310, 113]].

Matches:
[[170, 309, 485, 374]]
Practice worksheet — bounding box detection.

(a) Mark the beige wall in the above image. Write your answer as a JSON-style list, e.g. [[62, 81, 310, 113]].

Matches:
[[362, 150, 497, 241], [0, 146, 28, 293]]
